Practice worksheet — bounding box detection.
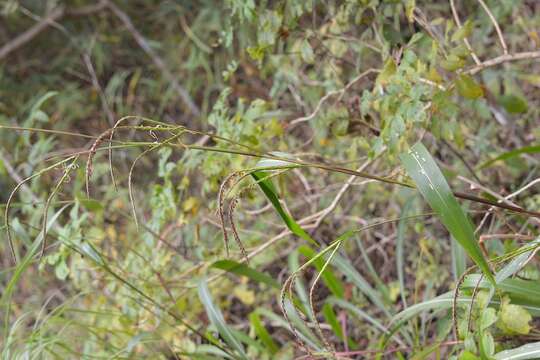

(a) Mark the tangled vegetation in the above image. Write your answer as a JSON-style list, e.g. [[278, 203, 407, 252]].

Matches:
[[1, 0, 540, 359]]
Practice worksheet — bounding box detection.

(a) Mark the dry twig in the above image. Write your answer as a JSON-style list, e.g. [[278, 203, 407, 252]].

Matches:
[[449, 0, 481, 65]]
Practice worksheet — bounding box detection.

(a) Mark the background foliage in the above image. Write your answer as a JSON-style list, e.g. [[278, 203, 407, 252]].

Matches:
[[1, 0, 540, 358]]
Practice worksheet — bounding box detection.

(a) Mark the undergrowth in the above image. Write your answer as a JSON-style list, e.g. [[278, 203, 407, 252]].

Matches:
[[1, 1, 540, 359]]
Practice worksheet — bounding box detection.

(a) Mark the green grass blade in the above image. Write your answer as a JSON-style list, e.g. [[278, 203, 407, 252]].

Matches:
[[197, 280, 247, 360], [251, 170, 318, 247], [249, 311, 279, 354], [399, 142, 494, 284], [495, 238, 540, 285], [494, 341, 540, 360], [355, 235, 391, 303], [257, 306, 322, 350], [478, 144, 540, 169], [327, 297, 390, 334], [2, 204, 69, 346], [288, 249, 314, 322], [211, 260, 280, 289], [298, 245, 344, 298], [463, 275, 540, 308], [332, 253, 390, 317], [186, 345, 235, 360], [451, 235, 466, 281], [396, 197, 414, 308], [322, 302, 343, 340]]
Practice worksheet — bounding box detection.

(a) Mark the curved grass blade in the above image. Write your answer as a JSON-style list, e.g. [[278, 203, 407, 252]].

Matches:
[[298, 245, 344, 298], [332, 253, 390, 317], [211, 260, 279, 289], [197, 280, 248, 360], [399, 142, 494, 284], [396, 196, 414, 308], [287, 249, 315, 323], [495, 238, 540, 285], [251, 169, 318, 247], [478, 144, 540, 169], [463, 275, 540, 308], [327, 297, 390, 335], [2, 204, 69, 345], [257, 305, 322, 351], [249, 311, 279, 354]]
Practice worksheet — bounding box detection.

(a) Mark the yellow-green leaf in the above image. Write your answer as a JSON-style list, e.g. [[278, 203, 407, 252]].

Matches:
[[498, 297, 532, 335], [456, 75, 484, 99], [376, 59, 397, 86], [499, 94, 528, 114]]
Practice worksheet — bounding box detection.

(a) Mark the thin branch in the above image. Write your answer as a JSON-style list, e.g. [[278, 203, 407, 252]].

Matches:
[[105, 1, 200, 116], [83, 53, 115, 126], [0, 2, 107, 61], [312, 160, 375, 228], [457, 175, 519, 208], [476, 0, 508, 54], [0, 7, 64, 61], [442, 139, 484, 186], [449, 0, 481, 65], [465, 50, 540, 75], [288, 69, 378, 127]]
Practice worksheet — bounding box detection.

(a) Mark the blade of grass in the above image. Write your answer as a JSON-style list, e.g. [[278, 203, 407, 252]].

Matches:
[[322, 303, 346, 346], [257, 305, 322, 351], [327, 297, 391, 335], [463, 275, 540, 307], [288, 249, 315, 323], [478, 144, 540, 169], [298, 245, 344, 298], [355, 234, 391, 303], [249, 311, 279, 354], [211, 260, 279, 289], [197, 279, 248, 360], [251, 169, 318, 247], [494, 341, 540, 360], [2, 205, 69, 347], [399, 142, 494, 284], [495, 237, 540, 284], [451, 235, 466, 282], [184, 344, 234, 360], [332, 253, 390, 318], [396, 196, 414, 308]]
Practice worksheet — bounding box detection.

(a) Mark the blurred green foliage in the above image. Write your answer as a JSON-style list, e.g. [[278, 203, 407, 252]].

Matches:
[[1, 0, 540, 358]]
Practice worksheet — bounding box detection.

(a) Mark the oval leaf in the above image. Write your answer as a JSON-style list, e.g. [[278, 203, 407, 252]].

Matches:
[[456, 75, 484, 99]]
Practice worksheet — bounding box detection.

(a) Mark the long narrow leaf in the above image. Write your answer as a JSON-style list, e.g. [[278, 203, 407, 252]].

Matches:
[[399, 143, 494, 283], [494, 341, 540, 360], [2, 205, 69, 344], [257, 306, 322, 350], [197, 280, 247, 360], [298, 245, 344, 298], [463, 275, 540, 308], [211, 260, 279, 289], [332, 253, 390, 317], [249, 311, 279, 354], [251, 170, 318, 247], [396, 196, 414, 308], [478, 145, 540, 169]]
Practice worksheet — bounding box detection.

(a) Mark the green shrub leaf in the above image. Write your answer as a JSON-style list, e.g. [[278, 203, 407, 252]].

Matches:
[[456, 75, 484, 99]]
